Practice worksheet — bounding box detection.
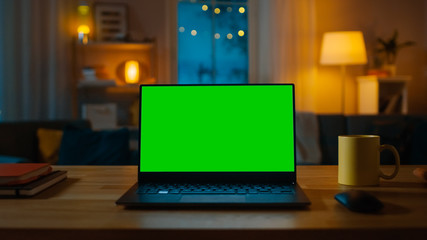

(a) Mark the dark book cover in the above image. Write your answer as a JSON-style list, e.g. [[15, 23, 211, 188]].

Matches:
[[0, 170, 67, 197]]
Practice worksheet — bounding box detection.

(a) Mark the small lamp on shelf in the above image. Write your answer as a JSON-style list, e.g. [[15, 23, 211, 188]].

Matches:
[[77, 25, 90, 45], [320, 31, 367, 114], [124, 60, 140, 84], [117, 60, 156, 85], [116, 60, 142, 85]]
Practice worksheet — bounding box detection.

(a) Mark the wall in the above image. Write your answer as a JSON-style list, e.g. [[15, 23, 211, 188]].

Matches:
[[314, 0, 427, 114], [81, 0, 427, 114], [125, 0, 172, 84], [72, 0, 427, 115]]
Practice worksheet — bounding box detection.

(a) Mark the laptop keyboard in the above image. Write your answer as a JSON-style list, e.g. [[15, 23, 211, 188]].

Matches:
[[137, 183, 293, 194]]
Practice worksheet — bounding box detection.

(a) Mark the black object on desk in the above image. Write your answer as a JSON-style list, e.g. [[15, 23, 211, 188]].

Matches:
[[335, 190, 384, 213]]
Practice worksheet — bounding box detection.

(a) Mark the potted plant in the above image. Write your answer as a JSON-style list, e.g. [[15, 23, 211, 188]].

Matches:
[[376, 30, 415, 76]]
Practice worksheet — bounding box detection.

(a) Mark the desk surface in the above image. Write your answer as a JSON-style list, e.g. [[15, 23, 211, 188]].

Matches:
[[1, 165, 427, 240]]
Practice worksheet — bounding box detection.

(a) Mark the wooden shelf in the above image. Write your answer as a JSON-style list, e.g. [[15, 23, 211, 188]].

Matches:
[[76, 42, 154, 51], [105, 86, 139, 94]]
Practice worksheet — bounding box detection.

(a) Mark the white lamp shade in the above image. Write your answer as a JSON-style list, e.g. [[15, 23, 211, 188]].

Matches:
[[320, 31, 367, 65]]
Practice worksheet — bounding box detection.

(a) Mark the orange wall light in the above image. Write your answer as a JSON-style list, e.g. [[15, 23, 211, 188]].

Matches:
[[125, 60, 140, 84]]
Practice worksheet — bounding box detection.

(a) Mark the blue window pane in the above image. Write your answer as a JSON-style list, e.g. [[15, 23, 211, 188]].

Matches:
[[178, 2, 213, 84], [214, 4, 248, 84], [178, 0, 248, 84]]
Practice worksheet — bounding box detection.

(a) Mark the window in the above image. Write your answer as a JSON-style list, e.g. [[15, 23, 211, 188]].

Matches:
[[177, 0, 248, 84]]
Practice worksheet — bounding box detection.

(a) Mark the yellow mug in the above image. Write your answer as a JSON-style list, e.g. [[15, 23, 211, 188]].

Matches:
[[338, 135, 400, 186]]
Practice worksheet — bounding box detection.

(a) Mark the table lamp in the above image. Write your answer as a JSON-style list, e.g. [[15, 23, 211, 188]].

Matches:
[[77, 25, 90, 45], [77, 1, 91, 44], [320, 31, 367, 114]]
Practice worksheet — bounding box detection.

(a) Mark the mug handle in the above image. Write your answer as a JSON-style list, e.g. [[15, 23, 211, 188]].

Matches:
[[379, 144, 400, 180]]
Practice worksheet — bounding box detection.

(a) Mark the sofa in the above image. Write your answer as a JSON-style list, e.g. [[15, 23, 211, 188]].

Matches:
[[1, 115, 426, 165], [296, 113, 427, 165], [0, 120, 138, 165]]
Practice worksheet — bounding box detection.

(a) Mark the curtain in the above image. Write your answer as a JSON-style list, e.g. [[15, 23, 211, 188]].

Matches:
[[0, 0, 74, 121], [249, 0, 317, 112]]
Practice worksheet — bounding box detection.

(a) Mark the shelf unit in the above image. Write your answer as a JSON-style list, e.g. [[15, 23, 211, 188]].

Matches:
[[357, 75, 410, 114], [74, 41, 156, 127], [76, 42, 155, 51]]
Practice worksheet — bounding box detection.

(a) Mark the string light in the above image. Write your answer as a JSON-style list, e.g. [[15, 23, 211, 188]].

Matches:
[[215, 33, 220, 39], [238, 30, 245, 37], [191, 30, 197, 36], [239, 7, 245, 14], [202, 5, 208, 11], [227, 33, 233, 39], [214, 8, 220, 14]]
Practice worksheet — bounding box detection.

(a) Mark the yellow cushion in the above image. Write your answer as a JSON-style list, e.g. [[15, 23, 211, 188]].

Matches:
[[37, 128, 63, 164]]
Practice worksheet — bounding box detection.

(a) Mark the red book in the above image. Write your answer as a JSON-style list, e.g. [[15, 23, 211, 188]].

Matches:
[[0, 163, 52, 185]]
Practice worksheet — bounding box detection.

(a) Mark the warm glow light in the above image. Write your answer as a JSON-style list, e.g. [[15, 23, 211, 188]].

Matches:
[[238, 30, 245, 37], [77, 5, 90, 15], [320, 31, 368, 114], [239, 7, 245, 13], [227, 33, 233, 39], [214, 8, 220, 14], [320, 31, 367, 65], [77, 25, 90, 44], [191, 30, 197, 36], [179, 26, 185, 32], [202, 5, 208, 11], [77, 2, 90, 44], [77, 25, 90, 34], [125, 60, 140, 84], [214, 33, 220, 39]]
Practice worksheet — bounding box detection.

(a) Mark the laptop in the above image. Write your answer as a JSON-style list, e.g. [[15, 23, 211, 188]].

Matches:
[[116, 84, 310, 207]]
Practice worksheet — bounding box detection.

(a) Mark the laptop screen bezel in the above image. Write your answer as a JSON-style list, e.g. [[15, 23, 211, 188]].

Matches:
[[137, 84, 297, 184]]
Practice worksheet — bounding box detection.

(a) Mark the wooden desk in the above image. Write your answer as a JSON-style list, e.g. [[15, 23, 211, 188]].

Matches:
[[1, 165, 427, 240]]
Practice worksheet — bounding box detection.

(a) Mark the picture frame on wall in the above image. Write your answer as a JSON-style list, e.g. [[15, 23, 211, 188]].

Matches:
[[94, 3, 128, 42]]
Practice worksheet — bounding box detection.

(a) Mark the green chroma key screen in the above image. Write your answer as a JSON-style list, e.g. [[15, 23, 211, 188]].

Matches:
[[139, 84, 295, 172]]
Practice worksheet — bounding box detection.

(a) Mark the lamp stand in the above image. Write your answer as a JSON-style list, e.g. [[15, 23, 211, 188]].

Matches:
[[340, 65, 346, 114]]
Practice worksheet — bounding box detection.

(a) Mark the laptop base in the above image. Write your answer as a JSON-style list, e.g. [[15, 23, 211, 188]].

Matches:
[[116, 183, 311, 208]]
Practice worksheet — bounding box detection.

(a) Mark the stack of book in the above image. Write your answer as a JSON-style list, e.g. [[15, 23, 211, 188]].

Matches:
[[0, 163, 67, 197]]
